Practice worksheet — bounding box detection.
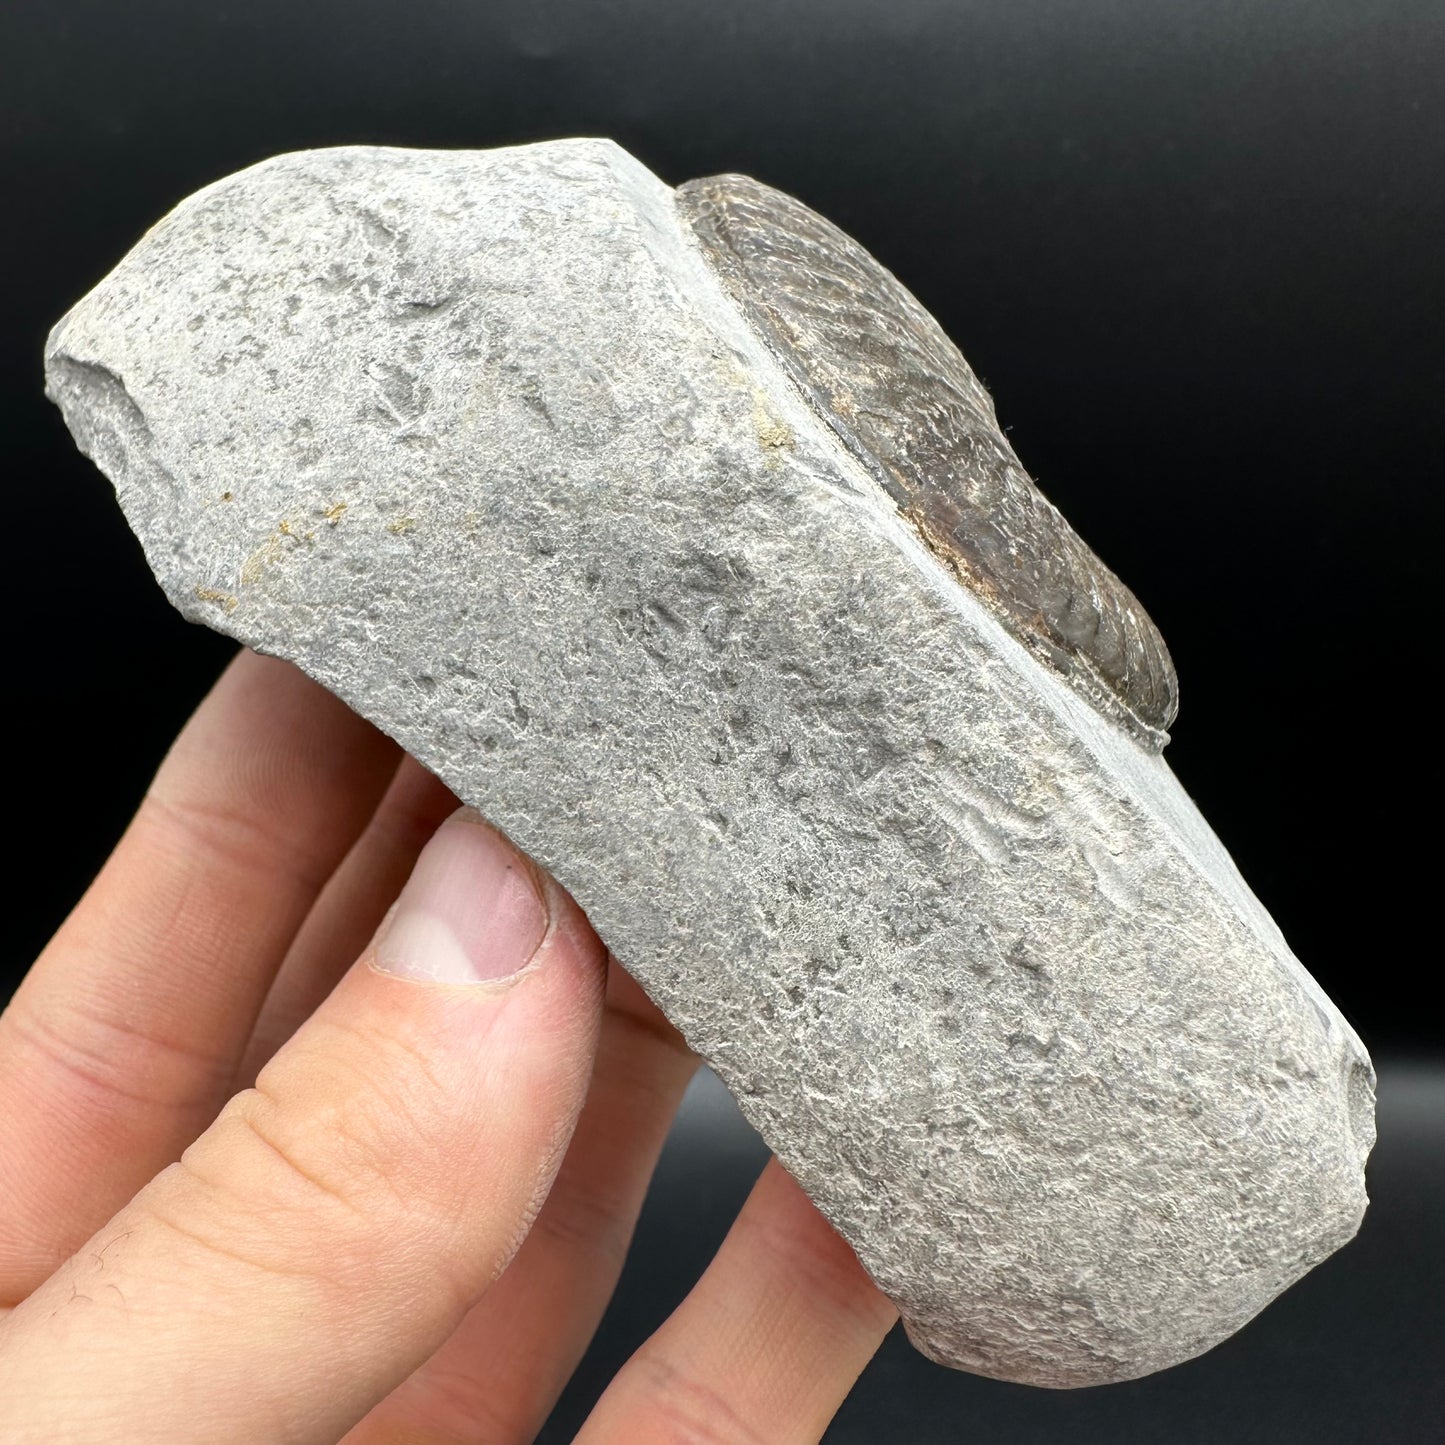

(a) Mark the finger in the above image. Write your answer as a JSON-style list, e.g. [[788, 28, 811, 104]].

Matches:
[[344, 964, 698, 1444], [0, 649, 399, 1303], [577, 1159, 898, 1445], [0, 811, 607, 1445], [237, 756, 460, 1084]]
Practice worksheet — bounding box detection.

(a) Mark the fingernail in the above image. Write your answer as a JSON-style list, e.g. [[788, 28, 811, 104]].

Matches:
[[373, 808, 548, 984]]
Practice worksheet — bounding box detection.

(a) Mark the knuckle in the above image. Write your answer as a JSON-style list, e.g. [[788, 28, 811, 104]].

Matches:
[[623, 1351, 770, 1445], [531, 1173, 634, 1271], [151, 1021, 481, 1300], [131, 1052, 476, 1313], [392, 1364, 532, 1445], [140, 784, 335, 896], [142, 1096, 417, 1302], [218, 1056, 426, 1228], [4, 997, 231, 1119], [226, 1084, 380, 1216]]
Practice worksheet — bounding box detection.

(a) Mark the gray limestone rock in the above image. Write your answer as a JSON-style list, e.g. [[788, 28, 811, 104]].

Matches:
[[45, 139, 1373, 1388]]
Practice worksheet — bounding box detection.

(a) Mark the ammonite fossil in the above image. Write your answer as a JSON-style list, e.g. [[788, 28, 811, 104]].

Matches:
[[678, 173, 1178, 751]]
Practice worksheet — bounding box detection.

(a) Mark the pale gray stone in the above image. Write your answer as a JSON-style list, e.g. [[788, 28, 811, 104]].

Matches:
[[45, 140, 1374, 1388]]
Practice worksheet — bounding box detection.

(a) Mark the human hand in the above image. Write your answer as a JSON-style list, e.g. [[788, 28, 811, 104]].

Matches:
[[0, 650, 896, 1442]]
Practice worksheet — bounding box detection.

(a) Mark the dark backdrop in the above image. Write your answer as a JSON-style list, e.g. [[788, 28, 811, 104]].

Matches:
[[1, 5, 1441, 1440]]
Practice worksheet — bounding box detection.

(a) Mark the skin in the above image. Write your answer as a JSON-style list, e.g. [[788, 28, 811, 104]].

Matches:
[[0, 649, 897, 1442]]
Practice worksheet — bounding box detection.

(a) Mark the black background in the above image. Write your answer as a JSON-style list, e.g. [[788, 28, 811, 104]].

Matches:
[[1, 3, 1441, 1440]]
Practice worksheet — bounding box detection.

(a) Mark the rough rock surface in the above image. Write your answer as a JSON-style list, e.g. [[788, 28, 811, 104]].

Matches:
[[45, 140, 1374, 1388]]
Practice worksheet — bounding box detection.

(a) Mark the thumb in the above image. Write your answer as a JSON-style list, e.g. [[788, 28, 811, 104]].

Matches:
[[0, 808, 606, 1445]]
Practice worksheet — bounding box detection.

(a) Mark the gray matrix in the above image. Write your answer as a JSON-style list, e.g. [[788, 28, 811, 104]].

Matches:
[[45, 140, 1373, 1388]]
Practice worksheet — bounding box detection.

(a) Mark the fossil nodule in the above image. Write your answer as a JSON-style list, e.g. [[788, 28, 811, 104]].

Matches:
[[45, 139, 1372, 1388]]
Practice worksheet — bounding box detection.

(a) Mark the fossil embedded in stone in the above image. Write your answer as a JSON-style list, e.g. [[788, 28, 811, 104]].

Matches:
[[45, 139, 1371, 1388], [678, 173, 1177, 750]]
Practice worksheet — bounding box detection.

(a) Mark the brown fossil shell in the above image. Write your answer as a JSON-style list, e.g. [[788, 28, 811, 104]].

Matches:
[[676, 173, 1178, 750]]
